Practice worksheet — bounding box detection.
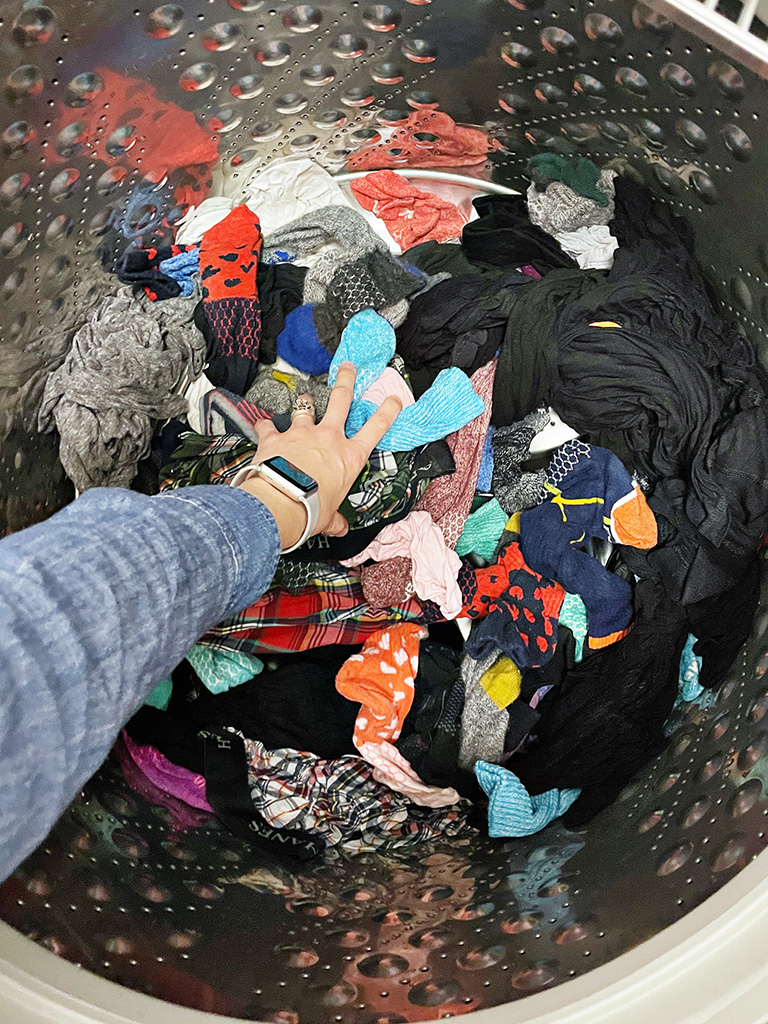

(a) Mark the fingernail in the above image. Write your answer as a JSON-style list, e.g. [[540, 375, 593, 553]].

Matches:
[[340, 361, 357, 371]]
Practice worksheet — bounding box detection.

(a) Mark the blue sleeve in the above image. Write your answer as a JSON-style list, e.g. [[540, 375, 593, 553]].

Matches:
[[0, 484, 280, 881]]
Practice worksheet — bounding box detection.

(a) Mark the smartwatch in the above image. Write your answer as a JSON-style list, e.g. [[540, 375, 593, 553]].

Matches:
[[230, 456, 320, 553]]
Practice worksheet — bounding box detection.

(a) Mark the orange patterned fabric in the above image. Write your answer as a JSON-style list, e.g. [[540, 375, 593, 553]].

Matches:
[[199, 204, 262, 303], [336, 624, 460, 808], [336, 624, 427, 749]]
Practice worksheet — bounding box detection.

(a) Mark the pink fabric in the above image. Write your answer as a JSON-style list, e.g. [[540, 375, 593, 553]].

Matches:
[[121, 731, 214, 812], [360, 741, 460, 808], [415, 359, 497, 547], [342, 510, 462, 619], [361, 366, 415, 410], [350, 169, 467, 249], [519, 265, 542, 279]]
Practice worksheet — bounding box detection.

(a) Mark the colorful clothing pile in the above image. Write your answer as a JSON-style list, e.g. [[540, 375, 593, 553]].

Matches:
[[91, 151, 767, 850]]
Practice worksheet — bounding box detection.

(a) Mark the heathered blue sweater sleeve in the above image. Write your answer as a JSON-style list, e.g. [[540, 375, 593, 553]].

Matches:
[[0, 484, 280, 881]]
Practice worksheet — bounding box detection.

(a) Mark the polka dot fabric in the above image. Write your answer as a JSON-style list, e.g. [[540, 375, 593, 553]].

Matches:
[[336, 623, 427, 749], [336, 624, 460, 808]]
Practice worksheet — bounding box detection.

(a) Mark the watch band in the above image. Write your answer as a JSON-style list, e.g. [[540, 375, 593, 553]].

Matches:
[[230, 460, 320, 554]]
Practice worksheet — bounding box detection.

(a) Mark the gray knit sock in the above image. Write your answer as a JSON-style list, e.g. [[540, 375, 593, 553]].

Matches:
[[458, 650, 510, 770], [245, 367, 330, 417], [312, 250, 422, 351], [527, 170, 616, 234], [492, 407, 551, 515], [263, 205, 388, 262], [380, 297, 410, 329], [494, 470, 548, 517]]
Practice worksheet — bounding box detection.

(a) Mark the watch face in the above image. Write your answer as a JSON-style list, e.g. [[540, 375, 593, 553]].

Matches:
[[263, 456, 318, 494]]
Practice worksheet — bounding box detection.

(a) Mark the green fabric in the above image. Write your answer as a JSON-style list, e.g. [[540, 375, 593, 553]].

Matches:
[[145, 676, 173, 711], [560, 592, 588, 663], [456, 499, 509, 562], [186, 644, 264, 695], [528, 154, 608, 207]]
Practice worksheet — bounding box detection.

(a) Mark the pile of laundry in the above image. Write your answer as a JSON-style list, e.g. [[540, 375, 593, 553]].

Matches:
[[43, 150, 768, 856]]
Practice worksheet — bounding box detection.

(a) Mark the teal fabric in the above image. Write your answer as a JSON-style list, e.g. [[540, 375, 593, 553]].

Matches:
[[678, 633, 704, 702], [455, 499, 509, 562], [186, 644, 264, 695], [145, 675, 173, 711], [475, 760, 580, 837], [559, 592, 588, 663]]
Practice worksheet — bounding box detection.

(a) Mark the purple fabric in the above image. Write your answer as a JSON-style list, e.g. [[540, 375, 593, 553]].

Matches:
[[122, 730, 214, 812]]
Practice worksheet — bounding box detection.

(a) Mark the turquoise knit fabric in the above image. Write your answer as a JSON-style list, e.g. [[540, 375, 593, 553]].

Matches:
[[559, 592, 588, 663], [186, 644, 264, 696], [346, 366, 484, 451], [328, 308, 395, 399], [475, 760, 580, 837], [455, 499, 509, 562], [145, 675, 173, 711], [678, 633, 704, 702]]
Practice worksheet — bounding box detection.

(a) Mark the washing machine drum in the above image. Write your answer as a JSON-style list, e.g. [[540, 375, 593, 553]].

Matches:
[[2, 0, 768, 1021]]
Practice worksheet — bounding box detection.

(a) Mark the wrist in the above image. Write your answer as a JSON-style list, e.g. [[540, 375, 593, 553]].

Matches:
[[237, 477, 307, 551]]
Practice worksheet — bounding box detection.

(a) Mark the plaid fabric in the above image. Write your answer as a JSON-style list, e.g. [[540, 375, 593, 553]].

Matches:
[[199, 572, 424, 655], [242, 734, 471, 853], [160, 432, 257, 490], [340, 442, 451, 529]]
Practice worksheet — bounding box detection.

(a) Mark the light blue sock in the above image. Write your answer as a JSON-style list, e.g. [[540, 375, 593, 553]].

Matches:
[[475, 760, 580, 837], [346, 366, 485, 451], [159, 246, 200, 297], [328, 308, 395, 400]]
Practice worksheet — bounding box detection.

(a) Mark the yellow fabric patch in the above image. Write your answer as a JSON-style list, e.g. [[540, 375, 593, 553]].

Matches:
[[505, 511, 522, 535], [480, 656, 522, 710], [589, 320, 622, 328], [272, 370, 297, 390]]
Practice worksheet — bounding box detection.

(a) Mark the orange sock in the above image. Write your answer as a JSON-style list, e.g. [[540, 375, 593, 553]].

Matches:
[[336, 624, 427, 748]]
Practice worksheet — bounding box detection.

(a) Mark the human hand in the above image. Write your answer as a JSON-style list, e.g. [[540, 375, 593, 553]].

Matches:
[[237, 362, 402, 549]]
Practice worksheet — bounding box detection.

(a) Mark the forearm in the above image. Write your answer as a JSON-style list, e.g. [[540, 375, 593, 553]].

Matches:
[[0, 484, 280, 881]]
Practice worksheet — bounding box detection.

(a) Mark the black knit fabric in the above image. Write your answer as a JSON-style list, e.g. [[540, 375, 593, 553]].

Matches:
[[461, 194, 578, 275]]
